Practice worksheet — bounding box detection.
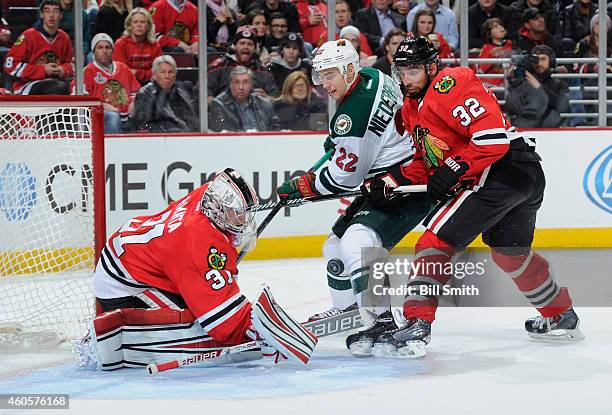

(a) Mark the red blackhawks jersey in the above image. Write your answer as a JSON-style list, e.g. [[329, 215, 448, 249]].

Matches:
[[112, 35, 162, 83], [150, 0, 199, 48], [92, 184, 251, 345], [400, 66, 521, 186], [4, 28, 74, 93], [80, 61, 141, 116]]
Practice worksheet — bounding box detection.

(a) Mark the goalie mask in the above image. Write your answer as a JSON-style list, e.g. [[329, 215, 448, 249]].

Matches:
[[201, 168, 258, 250]]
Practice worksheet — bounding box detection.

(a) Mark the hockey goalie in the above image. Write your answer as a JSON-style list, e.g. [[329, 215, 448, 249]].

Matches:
[[77, 168, 317, 370]]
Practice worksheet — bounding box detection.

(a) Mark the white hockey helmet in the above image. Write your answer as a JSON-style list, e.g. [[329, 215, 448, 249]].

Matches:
[[311, 39, 361, 86], [201, 168, 258, 236]]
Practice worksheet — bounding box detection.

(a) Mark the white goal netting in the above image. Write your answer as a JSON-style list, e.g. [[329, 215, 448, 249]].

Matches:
[[0, 101, 103, 349]]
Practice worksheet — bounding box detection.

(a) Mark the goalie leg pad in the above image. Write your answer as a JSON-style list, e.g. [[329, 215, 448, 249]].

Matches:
[[251, 285, 318, 364], [89, 308, 222, 370]]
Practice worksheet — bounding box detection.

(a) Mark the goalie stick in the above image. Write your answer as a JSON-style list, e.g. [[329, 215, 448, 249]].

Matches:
[[247, 185, 427, 212], [146, 340, 263, 375]]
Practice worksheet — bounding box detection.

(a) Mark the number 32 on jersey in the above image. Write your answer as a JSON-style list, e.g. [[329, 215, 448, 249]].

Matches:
[[452, 98, 485, 126]]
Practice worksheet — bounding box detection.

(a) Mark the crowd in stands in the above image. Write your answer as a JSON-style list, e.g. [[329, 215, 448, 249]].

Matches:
[[1, 0, 611, 130]]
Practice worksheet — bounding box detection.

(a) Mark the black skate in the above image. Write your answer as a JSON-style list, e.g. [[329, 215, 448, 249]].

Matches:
[[308, 303, 358, 322], [345, 311, 397, 357], [371, 317, 431, 358], [525, 308, 585, 341]]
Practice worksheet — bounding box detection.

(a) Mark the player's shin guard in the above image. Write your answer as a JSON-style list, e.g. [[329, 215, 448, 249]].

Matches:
[[251, 285, 318, 364], [403, 231, 456, 323], [491, 250, 572, 317]]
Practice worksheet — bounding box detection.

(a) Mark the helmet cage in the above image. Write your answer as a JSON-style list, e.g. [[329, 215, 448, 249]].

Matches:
[[201, 169, 258, 235]]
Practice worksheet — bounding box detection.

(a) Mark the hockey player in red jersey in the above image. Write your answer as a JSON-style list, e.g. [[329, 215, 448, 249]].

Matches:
[[78, 33, 141, 133], [3, 0, 74, 95], [85, 169, 317, 369], [365, 36, 584, 358], [149, 0, 199, 53]]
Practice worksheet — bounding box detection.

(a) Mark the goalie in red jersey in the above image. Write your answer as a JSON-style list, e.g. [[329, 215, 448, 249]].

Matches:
[[363, 36, 584, 358], [79, 169, 317, 370]]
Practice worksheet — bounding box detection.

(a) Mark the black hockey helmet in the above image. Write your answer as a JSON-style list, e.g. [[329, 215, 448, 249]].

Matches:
[[393, 35, 439, 68]]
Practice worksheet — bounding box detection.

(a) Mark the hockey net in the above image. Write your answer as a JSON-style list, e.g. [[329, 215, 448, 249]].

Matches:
[[0, 96, 105, 350]]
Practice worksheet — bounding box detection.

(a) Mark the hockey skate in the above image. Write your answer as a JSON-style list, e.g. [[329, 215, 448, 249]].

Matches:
[[345, 311, 397, 357], [308, 303, 358, 322], [525, 308, 585, 341], [371, 317, 431, 358]]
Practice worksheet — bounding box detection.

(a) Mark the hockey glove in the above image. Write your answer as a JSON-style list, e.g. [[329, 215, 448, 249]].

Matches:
[[427, 156, 470, 203], [277, 172, 319, 201], [323, 136, 336, 160], [361, 172, 412, 210]]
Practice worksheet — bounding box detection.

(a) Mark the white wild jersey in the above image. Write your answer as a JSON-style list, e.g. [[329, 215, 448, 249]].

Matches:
[[315, 67, 415, 195]]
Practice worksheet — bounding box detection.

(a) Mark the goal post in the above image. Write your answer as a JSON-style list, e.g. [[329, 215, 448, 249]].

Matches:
[[0, 96, 106, 348]]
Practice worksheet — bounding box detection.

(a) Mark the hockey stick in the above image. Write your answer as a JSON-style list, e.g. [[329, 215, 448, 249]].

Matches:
[[237, 149, 334, 263], [146, 340, 263, 375], [247, 185, 427, 212]]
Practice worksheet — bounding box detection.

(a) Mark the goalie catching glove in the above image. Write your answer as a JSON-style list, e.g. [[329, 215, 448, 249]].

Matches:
[[277, 172, 319, 201], [427, 156, 470, 203]]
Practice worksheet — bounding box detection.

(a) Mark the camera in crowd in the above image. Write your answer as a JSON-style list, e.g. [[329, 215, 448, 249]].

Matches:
[[510, 52, 540, 81]]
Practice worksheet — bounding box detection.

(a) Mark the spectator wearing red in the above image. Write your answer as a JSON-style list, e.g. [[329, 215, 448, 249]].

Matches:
[[207, 26, 279, 102], [79, 33, 141, 133], [296, 0, 328, 47], [515, 7, 564, 61], [408, 9, 453, 59], [93, 0, 132, 42], [150, 0, 198, 54], [478, 18, 513, 86], [113, 7, 162, 84], [4, 0, 73, 95]]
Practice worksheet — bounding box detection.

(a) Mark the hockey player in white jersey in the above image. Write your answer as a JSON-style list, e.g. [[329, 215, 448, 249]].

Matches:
[[277, 39, 431, 357]]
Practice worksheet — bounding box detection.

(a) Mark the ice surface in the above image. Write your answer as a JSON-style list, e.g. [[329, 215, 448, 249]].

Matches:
[[0, 256, 610, 415]]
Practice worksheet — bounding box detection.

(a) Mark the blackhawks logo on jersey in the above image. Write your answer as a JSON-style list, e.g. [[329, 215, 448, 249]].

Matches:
[[14, 34, 25, 46], [207, 246, 227, 270], [412, 125, 451, 168], [169, 22, 190, 43], [433, 75, 456, 94], [102, 79, 129, 108]]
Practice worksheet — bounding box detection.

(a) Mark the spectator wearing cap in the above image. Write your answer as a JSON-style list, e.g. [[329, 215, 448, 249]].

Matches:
[[246, 0, 301, 34], [356, 0, 406, 55], [515, 7, 564, 60], [149, 0, 199, 54], [273, 70, 327, 131], [509, 0, 559, 36], [77, 33, 141, 133], [207, 26, 279, 102], [209, 66, 280, 132], [505, 44, 569, 127], [267, 32, 312, 91], [372, 27, 405, 76], [206, 0, 238, 52], [340, 25, 377, 67], [132, 54, 199, 132], [113, 7, 162, 85], [468, 0, 516, 49], [296, 0, 328, 46]]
